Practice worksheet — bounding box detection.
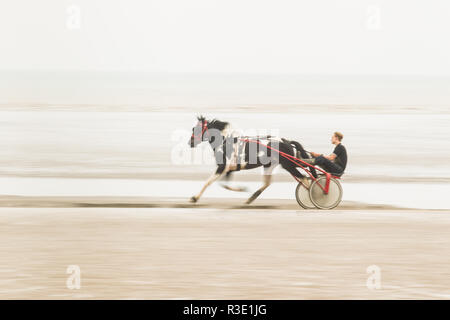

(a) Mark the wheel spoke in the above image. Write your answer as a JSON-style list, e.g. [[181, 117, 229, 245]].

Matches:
[[295, 183, 316, 209], [309, 177, 342, 209]]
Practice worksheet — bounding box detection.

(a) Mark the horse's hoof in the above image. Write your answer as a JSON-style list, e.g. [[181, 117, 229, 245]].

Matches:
[[190, 196, 198, 203], [246, 191, 260, 205]]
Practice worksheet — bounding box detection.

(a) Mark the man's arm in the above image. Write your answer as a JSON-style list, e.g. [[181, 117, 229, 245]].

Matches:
[[310, 151, 337, 161], [327, 153, 337, 161]]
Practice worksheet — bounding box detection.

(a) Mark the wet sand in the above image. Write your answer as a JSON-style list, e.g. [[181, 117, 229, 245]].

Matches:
[[1, 207, 449, 299], [0, 106, 449, 299], [0, 195, 440, 211]]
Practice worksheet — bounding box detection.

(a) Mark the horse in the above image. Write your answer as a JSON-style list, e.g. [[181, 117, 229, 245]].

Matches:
[[188, 115, 316, 204]]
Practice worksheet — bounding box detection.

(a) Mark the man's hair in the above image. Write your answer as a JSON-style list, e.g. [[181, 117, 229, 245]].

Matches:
[[334, 131, 343, 141]]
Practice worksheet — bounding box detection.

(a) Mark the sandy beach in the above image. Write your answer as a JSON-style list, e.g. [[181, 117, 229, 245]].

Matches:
[[0, 105, 449, 299], [1, 207, 449, 299], [2, 0, 450, 303]]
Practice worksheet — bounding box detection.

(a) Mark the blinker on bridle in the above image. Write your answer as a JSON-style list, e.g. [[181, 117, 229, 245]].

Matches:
[[191, 120, 209, 144]]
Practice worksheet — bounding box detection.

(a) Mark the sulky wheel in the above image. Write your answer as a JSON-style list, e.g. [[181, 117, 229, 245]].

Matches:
[[295, 182, 316, 209], [309, 176, 343, 210]]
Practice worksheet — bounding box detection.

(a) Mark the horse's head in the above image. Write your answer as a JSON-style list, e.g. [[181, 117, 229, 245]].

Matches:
[[189, 116, 230, 148], [189, 115, 208, 148]]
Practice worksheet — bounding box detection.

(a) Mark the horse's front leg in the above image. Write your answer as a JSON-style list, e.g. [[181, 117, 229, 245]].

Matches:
[[219, 164, 248, 192], [190, 165, 228, 203]]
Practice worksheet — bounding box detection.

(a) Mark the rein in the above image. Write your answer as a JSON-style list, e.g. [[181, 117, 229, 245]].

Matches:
[[192, 120, 337, 192], [239, 138, 338, 192]]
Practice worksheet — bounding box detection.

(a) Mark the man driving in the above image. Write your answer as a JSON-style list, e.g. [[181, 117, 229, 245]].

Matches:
[[305, 131, 347, 176]]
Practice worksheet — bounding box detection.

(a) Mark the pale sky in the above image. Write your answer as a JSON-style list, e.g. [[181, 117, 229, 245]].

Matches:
[[2, 0, 450, 75]]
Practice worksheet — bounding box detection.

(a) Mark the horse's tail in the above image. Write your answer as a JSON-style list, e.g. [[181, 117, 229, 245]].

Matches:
[[282, 138, 318, 178], [288, 140, 308, 159]]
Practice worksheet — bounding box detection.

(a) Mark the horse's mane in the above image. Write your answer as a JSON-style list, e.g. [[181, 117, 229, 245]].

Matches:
[[198, 115, 229, 131], [208, 119, 229, 131]]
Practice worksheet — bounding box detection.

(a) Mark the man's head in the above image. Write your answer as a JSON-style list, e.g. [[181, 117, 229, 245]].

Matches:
[[331, 131, 343, 145]]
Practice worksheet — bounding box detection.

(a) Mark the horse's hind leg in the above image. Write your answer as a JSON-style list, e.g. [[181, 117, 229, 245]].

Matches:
[[245, 165, 275, 204]]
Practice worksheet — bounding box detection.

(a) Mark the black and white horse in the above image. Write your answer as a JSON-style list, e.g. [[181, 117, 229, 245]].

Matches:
[[188, 116, 315, 204]]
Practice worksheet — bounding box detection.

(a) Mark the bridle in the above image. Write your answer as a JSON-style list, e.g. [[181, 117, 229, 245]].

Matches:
[[191, 120, 209, 144]]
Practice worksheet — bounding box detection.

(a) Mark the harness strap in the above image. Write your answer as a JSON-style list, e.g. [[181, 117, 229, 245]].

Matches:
[[240, 138, 329, 178], [192, 120, 209, 142], [239, 138, 338, 193]]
